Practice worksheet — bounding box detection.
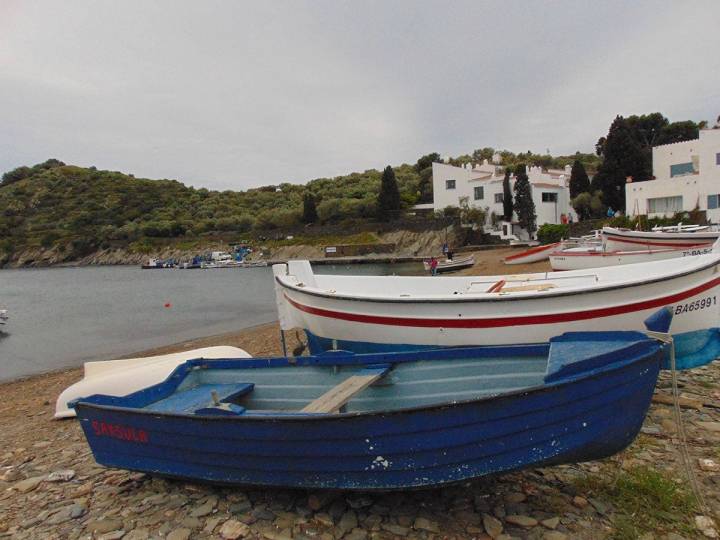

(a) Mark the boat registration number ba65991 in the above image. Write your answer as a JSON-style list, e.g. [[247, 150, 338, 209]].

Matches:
[[674, 296, 717, 315]]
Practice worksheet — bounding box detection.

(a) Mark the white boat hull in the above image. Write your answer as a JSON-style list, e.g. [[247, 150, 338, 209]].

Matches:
[[273, 253, 720, 369], [423, 255, 475, 273], [603, 227, 720, 252], [55, 346, 252, 419], [550, 246, 713, 271], [503, 243, 559, 264]]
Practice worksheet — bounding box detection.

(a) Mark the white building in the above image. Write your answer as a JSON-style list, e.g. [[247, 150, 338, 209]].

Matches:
[[429, 160, 576, 239], [626, 129, 720, 222]]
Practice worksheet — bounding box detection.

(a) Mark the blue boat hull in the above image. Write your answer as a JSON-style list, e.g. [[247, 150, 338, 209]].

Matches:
[[75, 341, 662, 490], [305, 327, 719, 371]]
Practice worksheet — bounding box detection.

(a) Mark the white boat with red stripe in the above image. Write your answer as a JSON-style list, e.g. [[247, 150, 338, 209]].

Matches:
[[549, 245, 714, 271], [503, 242, 560, 265], [273, 240, 720, 369], [602, 226, 719, 252]]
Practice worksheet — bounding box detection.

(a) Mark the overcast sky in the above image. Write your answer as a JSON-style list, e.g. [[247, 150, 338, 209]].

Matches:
[[1, 1, 719, 191]]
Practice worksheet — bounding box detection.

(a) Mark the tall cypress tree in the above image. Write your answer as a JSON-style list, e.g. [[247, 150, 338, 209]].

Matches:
[[502, 168, 513, 221], [591, 115, 647, 212], [377, 165, 401, 221], [513, 164, 536, 233], [569, 160, 590, 199], [302, 192, 318, 224]]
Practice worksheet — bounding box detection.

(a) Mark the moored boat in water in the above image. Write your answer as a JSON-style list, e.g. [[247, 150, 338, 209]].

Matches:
[[72, 326, 666, 490], [272, 243, 720, 369], [602, 226, 720, 252], [0, 308, 7, 325]]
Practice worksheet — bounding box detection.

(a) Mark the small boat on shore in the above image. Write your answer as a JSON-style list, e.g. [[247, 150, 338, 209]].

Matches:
[[603, 226, 720, 251], [503, 242, 559, 265], [55, 346, 252, 419], [549, 245, 714, 271], [272, 242, 720, 369], [72, 326, 666, 490], [0, 308, 7, 325], [423, 254, 474, 274]]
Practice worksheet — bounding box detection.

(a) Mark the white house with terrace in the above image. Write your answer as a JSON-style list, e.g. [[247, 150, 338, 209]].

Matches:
[[428, 159, 576, 239], [626, 129, 720, 222]]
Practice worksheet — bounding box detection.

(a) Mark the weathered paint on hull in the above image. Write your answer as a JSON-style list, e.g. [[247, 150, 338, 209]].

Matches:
[[75, 342, 661, 490]]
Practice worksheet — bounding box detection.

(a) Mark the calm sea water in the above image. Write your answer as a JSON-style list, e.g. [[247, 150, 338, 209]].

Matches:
[[0, 262, 421, 381]]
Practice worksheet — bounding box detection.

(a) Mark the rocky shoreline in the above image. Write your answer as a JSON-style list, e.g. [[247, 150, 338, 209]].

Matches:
[[1, 323, 719, 539]]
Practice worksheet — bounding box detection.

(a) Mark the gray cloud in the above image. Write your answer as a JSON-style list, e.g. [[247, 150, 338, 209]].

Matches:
[[1, 0, 718, 190]]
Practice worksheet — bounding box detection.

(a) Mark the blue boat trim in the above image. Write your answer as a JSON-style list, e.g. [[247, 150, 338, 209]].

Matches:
[[73, 329, 665, 490], [304, 327, 720, 370]]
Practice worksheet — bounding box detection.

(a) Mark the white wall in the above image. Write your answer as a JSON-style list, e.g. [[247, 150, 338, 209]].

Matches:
[[626, 129, 720, 221], [431, 161, 575, 231]]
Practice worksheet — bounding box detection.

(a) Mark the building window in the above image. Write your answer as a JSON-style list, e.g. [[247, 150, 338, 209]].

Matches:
[[445, 179, 456, 190], [541, 192, 558, 203], [474, 186, 484, 200], [716, 153, 720, 165], [647, 196, 683, 214], [709, 194, 720, 210], [494, 193, 503, 203], [670, 162, 694, 177]]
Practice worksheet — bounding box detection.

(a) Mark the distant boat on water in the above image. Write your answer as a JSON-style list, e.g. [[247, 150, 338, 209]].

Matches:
[[0, 308, 7, 325]]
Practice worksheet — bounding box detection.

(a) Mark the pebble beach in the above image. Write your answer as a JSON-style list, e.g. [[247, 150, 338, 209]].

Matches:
[[1, 320, 720, 539]]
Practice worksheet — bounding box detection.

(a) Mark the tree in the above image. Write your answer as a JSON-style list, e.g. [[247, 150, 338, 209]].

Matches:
[[502, 168, 513, 221], [302, 192, 318, 224], [591, 116, 647, 211], [569, 160, 590, 199], [415, 153, 440, 204], [377, 165, 401, 221], [572, 190, 606, 220], [513, 164, 536, 233]]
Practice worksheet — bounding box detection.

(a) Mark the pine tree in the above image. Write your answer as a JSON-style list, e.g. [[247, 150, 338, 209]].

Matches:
[[513, 164, 536, 233], [569, 160, 590, 199], [502, 168, 513, 221], [377, 165, 401, 221], [302, 192, 318, 224]]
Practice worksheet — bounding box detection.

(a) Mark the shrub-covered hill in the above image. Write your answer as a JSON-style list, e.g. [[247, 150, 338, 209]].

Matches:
[[0, 146, 601, 265], [0, 159, 425, 264]]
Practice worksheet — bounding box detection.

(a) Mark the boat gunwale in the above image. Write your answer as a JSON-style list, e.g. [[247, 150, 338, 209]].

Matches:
[[274, 255, 720, 304], [74, 338, 663, 423], [503, 242, 559, 261]]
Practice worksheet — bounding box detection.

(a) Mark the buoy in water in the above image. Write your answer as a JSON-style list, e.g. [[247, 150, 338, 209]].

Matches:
[[164, 302, 172, 308]]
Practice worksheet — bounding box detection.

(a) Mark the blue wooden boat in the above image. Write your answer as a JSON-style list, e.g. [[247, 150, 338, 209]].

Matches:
[[72, 325, 666, 490]]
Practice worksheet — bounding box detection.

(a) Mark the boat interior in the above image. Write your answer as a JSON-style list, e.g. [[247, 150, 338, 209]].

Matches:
[[80, 346, 552, 416], [76, 332, 656, 417]]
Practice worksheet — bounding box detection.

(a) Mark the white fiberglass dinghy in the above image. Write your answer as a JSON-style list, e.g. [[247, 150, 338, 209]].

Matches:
[[55, 346, 251, 418]]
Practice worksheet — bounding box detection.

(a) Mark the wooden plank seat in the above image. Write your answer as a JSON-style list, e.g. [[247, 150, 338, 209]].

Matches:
[[146, 383, 254, 414], [301, 365, 391, 414]]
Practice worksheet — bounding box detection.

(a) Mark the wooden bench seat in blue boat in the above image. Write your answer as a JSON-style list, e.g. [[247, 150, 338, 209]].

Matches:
[[144, 383, 254, 414]]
